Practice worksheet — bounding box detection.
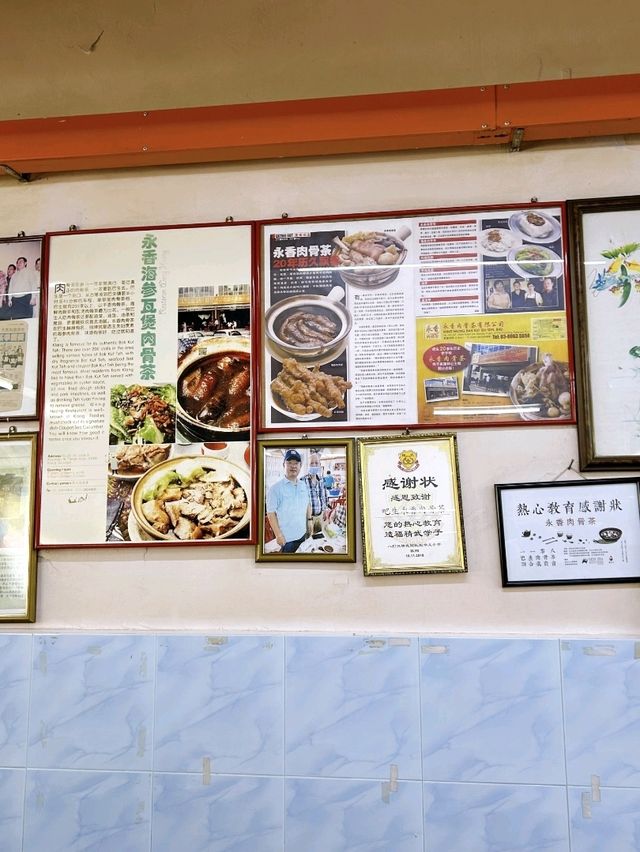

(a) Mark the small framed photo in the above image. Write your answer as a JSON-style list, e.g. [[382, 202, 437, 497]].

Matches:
[[495, 478, 640, 587], [357, 433, 466, 577], [256, 438, 356, 562], [0, 237, 43, 420], [0, 432, 37, 622]]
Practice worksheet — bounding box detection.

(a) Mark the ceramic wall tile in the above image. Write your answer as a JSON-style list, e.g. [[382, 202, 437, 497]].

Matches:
[[27, 634, 155, 771], [154, 635, 284, 775], [423, 781, 570, 852], [285, 636, 421, 780], [0, 634, 31, 767], [23, 769, 151, 852], [562, 639, 640, 787], [152, 773, 283, 852], [286, 778, 422, 852], [0, 768, 25, 852], [421, 638, 565, 784], [569, 785, 640, 852]]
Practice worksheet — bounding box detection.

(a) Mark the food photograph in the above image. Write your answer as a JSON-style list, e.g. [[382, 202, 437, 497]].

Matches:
[[106, 442, 251, 543], [266, 283, 353, 424], [332, 224, 411, 287]]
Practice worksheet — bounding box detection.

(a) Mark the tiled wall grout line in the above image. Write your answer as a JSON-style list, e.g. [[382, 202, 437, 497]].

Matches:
[[21, 633, 36, 852], [557, 638, 574, 852], [418, 636, 427, 852], [282, 635, 287, 852], [149, 633, 160, 852]]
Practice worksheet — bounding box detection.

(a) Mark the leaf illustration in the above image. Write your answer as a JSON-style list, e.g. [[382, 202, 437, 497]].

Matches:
[[601, 248, 623, 259], [619, 281, 632, 306], [629, 346, 640, 358], [620, 242, 640, 255]]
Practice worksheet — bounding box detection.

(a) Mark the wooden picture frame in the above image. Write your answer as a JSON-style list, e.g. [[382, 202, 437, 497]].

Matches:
[[256, 438, 356, 562], [0, 236, 43, 420], [0, 432, 37, 622], [569, 195, 640, 469]]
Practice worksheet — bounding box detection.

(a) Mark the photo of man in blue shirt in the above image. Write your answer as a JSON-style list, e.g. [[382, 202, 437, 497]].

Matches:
[[266, 448, 312, 553]]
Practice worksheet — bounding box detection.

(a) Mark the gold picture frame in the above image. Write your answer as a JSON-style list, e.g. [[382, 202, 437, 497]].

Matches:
[[357, 433, 466, 576], [0, 432, 37, 621], [256, 438, 356, 562]]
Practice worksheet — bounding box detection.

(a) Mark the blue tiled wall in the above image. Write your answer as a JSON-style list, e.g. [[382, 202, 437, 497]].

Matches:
[[0, 633, 638, 851]]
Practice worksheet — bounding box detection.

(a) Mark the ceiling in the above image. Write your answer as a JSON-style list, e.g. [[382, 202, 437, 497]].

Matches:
[[2, 0, 638, 121]]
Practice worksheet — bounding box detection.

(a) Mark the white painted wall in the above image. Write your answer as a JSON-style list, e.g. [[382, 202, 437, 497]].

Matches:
[[1, 136, 639, 635]]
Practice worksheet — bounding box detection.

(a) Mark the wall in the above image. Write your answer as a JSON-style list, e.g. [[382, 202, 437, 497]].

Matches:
[[1, 0, 637, 121], [1, 136, 639, 635], [2, 631, 639, 851]]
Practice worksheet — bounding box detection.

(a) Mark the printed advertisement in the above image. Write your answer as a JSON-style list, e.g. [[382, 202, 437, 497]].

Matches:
[[261, 205, 571, 430], [39, 225, 253, 547]]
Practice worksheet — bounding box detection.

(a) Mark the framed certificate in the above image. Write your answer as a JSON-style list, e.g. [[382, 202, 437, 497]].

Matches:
[[496, 478, 640, 586], [0, 432, 37, 622], [357, 433, 466, 576]]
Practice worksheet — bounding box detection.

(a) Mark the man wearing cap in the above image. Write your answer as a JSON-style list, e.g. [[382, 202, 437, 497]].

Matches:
[[266, 448, 312, 553]]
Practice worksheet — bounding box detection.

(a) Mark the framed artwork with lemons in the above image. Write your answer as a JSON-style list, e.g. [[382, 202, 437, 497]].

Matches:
[[357, 433, 466, 576]]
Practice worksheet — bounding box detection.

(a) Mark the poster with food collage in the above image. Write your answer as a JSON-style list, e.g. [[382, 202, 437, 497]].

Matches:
[[38, 224, 253, 547], [260, 205, 573, 430]]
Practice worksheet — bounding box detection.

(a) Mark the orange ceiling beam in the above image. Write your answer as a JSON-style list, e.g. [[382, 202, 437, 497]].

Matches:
[[1, 74, 639, 177]]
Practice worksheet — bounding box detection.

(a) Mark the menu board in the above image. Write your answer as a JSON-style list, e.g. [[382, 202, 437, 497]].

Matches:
[[260, 205, 573, 430], [38, 224, 253, 547]]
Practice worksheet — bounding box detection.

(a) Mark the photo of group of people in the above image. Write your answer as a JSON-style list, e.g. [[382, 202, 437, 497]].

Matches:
[[0, 246, 40, 320], [485, 277, 560, 312], [258, 440, 355, 561]]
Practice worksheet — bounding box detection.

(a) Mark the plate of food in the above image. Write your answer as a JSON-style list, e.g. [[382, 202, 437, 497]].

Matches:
[[270, 358, 351, 421], [110, 383, 176, 445], [508, 210, 561, 244], [108, 444, 172, 479], [130, 455, 250, 541], [509, 355, 572, 421], [479, 227, 522, 257], [332, 225, 410, 288], [507, 245, 563, 279]]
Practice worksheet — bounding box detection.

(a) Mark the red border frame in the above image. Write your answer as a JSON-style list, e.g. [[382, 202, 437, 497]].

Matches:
[[36, 219, 257, 549], [256, 200, 576, 434]]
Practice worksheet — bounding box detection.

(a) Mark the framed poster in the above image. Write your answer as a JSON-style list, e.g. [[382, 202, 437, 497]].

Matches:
[[569, 196, 640, 468], [496, 478, 640, 586], [256, 437, 356, 562], [38, 223, 254, 547], [259, 204, 574, 431], [0, 433, 37, 622], [357, 433, 466, 576], [0, 236, 43, 420]]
